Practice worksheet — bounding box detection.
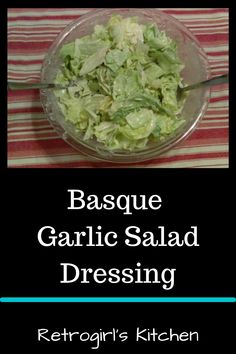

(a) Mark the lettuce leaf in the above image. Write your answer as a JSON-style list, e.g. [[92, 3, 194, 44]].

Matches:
[[80, 46, 109, 75], [105, 49, 129, 72]]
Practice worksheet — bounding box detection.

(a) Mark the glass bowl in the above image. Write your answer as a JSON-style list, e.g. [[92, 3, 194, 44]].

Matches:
[[40, 8, 210, 163]]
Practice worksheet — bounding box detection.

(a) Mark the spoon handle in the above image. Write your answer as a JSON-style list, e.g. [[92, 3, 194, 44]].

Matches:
[[8, 82, 58, 90], [183, 74, 229, 92]]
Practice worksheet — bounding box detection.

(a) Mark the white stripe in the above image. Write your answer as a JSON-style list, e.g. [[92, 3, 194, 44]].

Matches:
[[8, 154, 82, 165], [191, 29, 228, 35], [204, 46, 228, 52], [166, 144, 228, 156], [8, 113, 46, 121], [210, 67, 229, 72], [8, 101, 42, 109], [8, 20, 75, 27], [8, 129, 54, 137], [8, 33, 60, 38], [175, 20, 228, 27], [147, 158, 228, 168], [208, 59, 228, 63], [8, 26, 65, 32], [204, 120, 228, 124], [205, 52, 229, 58], [210, 90, 228, 98], [206, 108, 228, 113], [8, 124, 50, 131], [202, 119, 228, 124], [206, 55, 228, 60], [8, 38, 57, 43], [181, 22, 228, 28], [197, 125, 228, 129], [208, 101, 228, 108], [172, 13, 228, 20], [7, 76, 41, 81], [205, 113, 228, 118], [8, 136, 57, 142], [8, 64, 43, 71], [8, 54, 46, 61]]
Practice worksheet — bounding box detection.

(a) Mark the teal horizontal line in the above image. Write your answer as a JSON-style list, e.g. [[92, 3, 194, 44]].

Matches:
[[0, 297, 235, 303]]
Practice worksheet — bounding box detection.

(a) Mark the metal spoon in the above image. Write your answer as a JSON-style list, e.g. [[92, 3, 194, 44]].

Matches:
[[8, 74, 228, 93], [177, 74, 228, 100]]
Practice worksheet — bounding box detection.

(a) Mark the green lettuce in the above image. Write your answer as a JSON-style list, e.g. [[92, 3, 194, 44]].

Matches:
[[54, 15, 186, 152]]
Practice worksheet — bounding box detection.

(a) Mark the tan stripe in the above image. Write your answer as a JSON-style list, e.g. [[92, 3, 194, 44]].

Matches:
[[8, 54, 46, 60], [7, 156, 228, 168], [8, 20, 74, 26], [8, 136, 58, 142], [8, 113, 46, 121], [8, 102, 42, 110], [8, 64, 44, 71], [138, 157, 228, 168], [8, 9, 91, 17], [8, 123, 50, 131]]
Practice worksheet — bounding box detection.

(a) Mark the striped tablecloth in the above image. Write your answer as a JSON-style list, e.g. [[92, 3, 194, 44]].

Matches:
[[7, 8, 229, 168]]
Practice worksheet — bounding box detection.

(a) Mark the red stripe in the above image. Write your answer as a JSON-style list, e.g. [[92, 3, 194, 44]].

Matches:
[[8, 138, 73, 155], [8, 60, 43, 65], [8, 42, 52, 50], [8, 107, 44, 114], [8, 15, 81, 21], [205, 110, 228, 115], [207, 51, 228, 56], [8, 90, 40, 98], [191, 128, 228, 139], [195, 33, 228, 41], [8, 151, 229, 169], [209, 96, 228, 103]]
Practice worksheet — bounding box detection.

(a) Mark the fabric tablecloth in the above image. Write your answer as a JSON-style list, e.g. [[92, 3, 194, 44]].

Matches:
[[7, 8, 229, 168]]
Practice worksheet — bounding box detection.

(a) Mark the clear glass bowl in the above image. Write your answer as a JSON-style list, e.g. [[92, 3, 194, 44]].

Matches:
[[40, 8, 210, 163]]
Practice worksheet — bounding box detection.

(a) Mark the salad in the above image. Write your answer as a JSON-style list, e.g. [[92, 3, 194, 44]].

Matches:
[[54, 15, 186, 151]]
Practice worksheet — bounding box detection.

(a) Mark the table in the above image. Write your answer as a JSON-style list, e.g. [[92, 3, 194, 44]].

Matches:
[[7, 8, 229, 168]]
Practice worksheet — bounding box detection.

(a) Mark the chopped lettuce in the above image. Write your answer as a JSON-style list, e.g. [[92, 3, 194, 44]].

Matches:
[[105, 49, 130, 72], [80, 46, 109, 76], [54, 15, 186, 151]]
